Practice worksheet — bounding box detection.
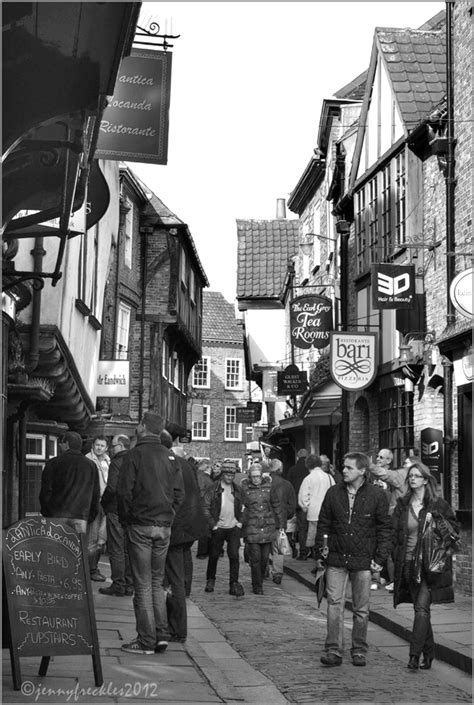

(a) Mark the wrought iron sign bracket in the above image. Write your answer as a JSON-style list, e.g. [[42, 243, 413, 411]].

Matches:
[[134, 21, 180, 51]]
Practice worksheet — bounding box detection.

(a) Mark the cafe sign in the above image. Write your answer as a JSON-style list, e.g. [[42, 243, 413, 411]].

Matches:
[[290, 295, 333, 350], [329, 332, 378, 391], [449, 267, 473, 319], [96, 49, 172, 165], [95, 361, 129, 398]]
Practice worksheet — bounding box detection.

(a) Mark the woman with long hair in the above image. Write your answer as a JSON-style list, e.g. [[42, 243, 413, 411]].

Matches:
[[392, 459, 459, 671]]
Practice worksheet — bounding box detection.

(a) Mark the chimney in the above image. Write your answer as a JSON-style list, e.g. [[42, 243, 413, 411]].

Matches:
[[276, 198, 286, 220]]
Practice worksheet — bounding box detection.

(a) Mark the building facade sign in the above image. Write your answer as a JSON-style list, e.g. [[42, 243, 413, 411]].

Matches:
[[262, 369, 279, 401], [95, 361, 129, 397], [329, 332, 378, 391], [449, 267, 473, 319], [96, 49, 172, 165], [236, 407, 258, 424], [371, 264, 415, 309], [277, 364, 308, 395], [420, 427, 443, 482], [290, 295, 333, 350]]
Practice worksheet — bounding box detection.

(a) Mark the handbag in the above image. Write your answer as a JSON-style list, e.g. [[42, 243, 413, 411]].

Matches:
[[273, 529, 292, 556], [414, 511, 461, 582]]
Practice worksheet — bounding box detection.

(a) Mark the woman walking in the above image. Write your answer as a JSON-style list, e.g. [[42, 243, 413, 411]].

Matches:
[[392, 459, 459, 671], [241, 463, 283, 595]]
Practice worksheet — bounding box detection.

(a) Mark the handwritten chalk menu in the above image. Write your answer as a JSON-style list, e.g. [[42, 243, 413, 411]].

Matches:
[[3, 517, 102, 690]]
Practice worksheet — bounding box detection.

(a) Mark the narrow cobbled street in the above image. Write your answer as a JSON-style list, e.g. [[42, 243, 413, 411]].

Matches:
[[191, 553, 471, 704]]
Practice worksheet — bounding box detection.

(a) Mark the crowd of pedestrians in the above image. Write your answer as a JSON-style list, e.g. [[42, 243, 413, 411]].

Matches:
[[39, 421, 459, 671]]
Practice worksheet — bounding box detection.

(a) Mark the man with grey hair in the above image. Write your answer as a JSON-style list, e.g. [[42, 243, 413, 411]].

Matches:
[[99, 434, 133, 597], [117, 412, 185, 655]]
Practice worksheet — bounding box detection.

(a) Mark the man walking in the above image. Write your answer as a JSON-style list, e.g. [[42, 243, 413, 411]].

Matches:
[[86, 435, 110, 581], [268, 458, 296, 584], [195, 459, 214, 558], [117, 412, 184, 655], [202, 460, 245, 597], [286, 449, 310, 559], [99, 434, 133, 597], [39, 431, 100, 534], [298, 454, 334, 560], [315, 452, 391, 667]]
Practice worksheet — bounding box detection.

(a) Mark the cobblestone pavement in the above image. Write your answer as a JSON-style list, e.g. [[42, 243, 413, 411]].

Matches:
[[190, 555, 471, 704]]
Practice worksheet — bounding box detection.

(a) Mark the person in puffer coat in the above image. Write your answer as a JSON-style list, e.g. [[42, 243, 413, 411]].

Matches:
[[314, 452, 391, 667], [240, 463, 283, 595]]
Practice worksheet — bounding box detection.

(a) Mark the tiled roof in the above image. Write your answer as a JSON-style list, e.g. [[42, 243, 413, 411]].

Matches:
[[376, 27, 446, 129], [236, 219, 299, 301], [334, 69, 368, 101], [202, 291, 243, 344]]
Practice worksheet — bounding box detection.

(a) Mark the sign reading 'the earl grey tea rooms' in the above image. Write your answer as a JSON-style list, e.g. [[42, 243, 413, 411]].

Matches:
[[290, 295, 333, 350]]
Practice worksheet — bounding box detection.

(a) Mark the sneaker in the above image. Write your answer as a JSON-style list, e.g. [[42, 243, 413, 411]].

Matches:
[[98, 585, 125, 596], [252, 587, 264, 595], [90, 570, 106, 582], [320, 653, 342, 667], [169, 635, 186, 643], [154, 639, 169, 653], [385, 582, 394, 592], [121, 639, 154, 655], [352, 654, 366, 667], [229, 581, 245, 597], [205, 579, 215, 593], [370, 582, 379, 591], [272, 575, 282, 585]]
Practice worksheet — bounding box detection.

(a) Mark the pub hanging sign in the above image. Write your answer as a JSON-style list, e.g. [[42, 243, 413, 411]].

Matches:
[[329, 332, 378, 391], [290, 295, 333, 350]]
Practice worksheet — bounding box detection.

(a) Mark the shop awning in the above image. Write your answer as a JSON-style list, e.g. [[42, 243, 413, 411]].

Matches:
[[299, 380, 342, 426]]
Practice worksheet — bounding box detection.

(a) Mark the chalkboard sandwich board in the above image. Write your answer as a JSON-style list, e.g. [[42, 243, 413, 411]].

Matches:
[[3, 517, 103, 690]]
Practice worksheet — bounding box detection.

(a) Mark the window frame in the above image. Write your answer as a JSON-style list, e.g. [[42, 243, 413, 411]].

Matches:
[[193, 356, 210, 389], [115, 301, 131, 360], [225, 357, 243, 390], [124, 199, 134, 269], [224, 406, 242, 441], [192, 404, 210, 440]]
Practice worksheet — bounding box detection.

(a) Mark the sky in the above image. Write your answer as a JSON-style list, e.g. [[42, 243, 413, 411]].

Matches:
[[128, 1, 444, 303]]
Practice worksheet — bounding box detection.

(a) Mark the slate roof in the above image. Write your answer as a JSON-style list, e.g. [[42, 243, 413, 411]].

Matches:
[[376, 26, 446, 129], [236, 219, 299, 301], [334, 69, 368, 101], [202, 291, 243, 344]]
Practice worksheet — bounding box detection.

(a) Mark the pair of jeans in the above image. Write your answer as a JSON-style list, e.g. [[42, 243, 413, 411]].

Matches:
[[165, 542, 193, 640], [206, 527, 241, 584], [106, 512, 133, 593], [296, 508, 308, 554], [325, 566, 371, 658], [404, 561, 434, 659], [247, 542, 272, 590], [126, 524, 171, 649]]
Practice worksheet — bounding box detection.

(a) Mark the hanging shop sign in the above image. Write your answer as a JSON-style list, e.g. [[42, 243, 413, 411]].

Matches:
[[236, 407, 258, 424], [95, 49, 172, 165], [371, 264, 415, 309], [329, 332, 378, 391], [290, 295, 333, 350], [420, 427, 443, 482], [277, 364, 308, 395], [449, 267, 473, 319], [95, 361, 129, 398], [262, 369, 279, 401]]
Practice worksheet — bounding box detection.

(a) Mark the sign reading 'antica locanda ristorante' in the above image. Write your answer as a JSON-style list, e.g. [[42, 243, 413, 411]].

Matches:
[[96, 49, 172, 165], [290, 295, 333, 350], [329, 332, 378, 391]]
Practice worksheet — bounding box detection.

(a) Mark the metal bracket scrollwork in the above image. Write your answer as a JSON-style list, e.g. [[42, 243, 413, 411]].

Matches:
[[134, 19, 181, 51]]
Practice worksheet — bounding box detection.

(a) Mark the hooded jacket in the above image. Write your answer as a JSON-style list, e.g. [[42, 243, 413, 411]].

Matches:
[[314, 479, 392, 570], [202, 478, 243, 530], [117, 436, 184, 526]]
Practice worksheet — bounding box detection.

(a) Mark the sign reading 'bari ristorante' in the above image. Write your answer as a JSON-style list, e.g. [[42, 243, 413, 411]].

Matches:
[[96, 49, 172, 165], [329, 332, 378, 391], [290, 295, 333, 350]]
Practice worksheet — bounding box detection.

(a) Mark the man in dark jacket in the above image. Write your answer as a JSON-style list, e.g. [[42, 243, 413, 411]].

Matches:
[[161, 431, 208, 643], [39, 431, 99, 534], [99, 434, 133, 597], [195, 459, 214, 558], [286, 449, 310, 559], [268, 458, 296, 583], [117, 412, 184, 656], [202, 460, 245, 597], [314, 452, 391, 668]]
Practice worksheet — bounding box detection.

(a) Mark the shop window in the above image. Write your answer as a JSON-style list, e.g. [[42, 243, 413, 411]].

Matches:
[[225, 407, 242, 441], [379, 387, 414, 466]]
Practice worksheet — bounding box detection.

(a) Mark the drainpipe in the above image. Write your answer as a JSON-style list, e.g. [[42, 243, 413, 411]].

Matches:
[[338, 222, 351, 459], [443, 0, 455, 502], [138, 229, 148, 420], [27, 237, 46, 372]]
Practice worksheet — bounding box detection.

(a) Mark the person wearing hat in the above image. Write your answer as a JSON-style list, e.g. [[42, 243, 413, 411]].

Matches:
[[286, 449, 310, 559], [202, 460, 245, 597]]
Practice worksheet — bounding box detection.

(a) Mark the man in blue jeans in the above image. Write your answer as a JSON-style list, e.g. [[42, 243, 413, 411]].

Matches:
[[314, 452, 391, 667], [117, 413, 184, 655], [202, 460, 244, 597]]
